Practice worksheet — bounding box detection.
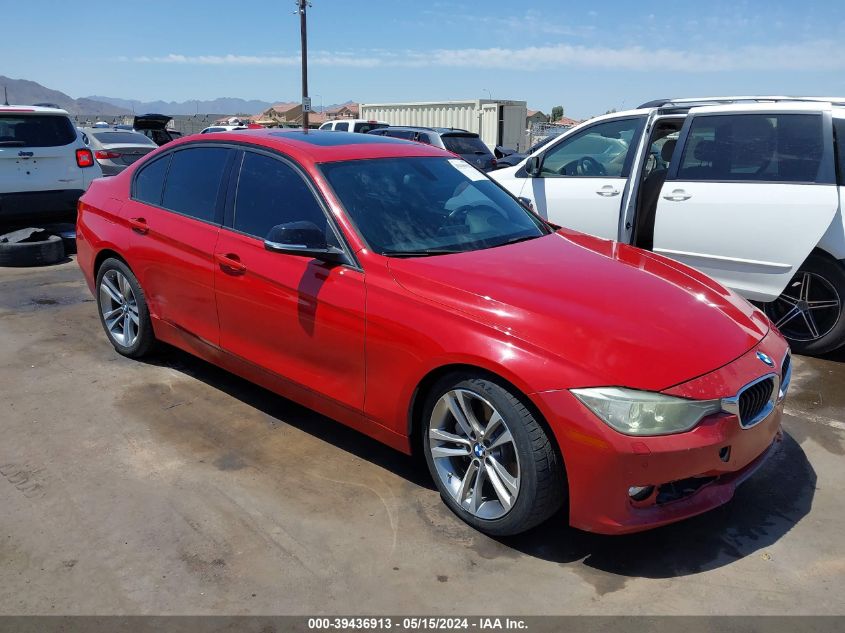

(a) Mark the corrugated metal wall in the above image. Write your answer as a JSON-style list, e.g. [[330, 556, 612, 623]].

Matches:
[[360, 101, 528, 150]]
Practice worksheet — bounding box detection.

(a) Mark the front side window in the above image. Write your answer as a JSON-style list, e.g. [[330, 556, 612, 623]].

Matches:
[[677, 113, 829, 183], [233, 152, 331, 241], [835, 118, 845, 185], [539, 117, 645, 178], [161, 147, 230, 222], [334, 122, 349, 132], [321, 157, 549, 256], [134, 155, 171, 206], [0, 114, 76, 147]]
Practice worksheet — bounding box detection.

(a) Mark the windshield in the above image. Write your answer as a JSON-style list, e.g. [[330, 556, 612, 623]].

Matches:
[[441, 134, 490, 155], [320, 157, 549, 256], [91, 131, 156, 145]]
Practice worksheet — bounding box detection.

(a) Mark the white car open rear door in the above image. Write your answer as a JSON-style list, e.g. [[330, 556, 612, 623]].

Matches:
[[652, 103, 839, 302]]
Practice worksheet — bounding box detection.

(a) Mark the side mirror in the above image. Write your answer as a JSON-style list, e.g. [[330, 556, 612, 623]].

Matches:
[[524, 155, 542, 177], [264, 221, 346, 264]]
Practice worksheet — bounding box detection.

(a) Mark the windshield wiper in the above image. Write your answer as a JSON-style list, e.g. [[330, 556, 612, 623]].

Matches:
[[494, 234, 540, 248], [381, 249, 461, 258]]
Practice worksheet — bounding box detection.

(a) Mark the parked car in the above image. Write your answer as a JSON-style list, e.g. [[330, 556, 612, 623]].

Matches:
[[318, 119, 387, 134], [200, 125, 248, 134], [80, 127, 158, 175], [492, 96, 845, 354], [368, 126, 497, 171], [78, 129, 789, 537], [0, 105, 101, 219], [133, 114, 178, 146]]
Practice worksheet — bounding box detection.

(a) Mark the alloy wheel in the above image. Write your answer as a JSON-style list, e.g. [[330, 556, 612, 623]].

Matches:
[[765, 271, 841, 342], [99, 269, 141, 348], [428, 389, 521, 520]]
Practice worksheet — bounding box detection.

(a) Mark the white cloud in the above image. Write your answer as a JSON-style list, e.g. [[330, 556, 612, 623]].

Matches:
[[117, 39, 845, 72]]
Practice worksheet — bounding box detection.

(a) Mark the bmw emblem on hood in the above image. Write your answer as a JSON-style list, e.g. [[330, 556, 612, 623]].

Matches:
[[757, 351, 775, 367]]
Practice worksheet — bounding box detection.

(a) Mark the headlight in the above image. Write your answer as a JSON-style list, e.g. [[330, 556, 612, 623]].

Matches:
[[571, 387, 722, 436]]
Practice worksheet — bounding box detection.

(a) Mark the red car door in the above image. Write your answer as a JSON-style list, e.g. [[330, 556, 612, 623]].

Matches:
[[213, 149, 366, 413], [126, 146, 234, 346]]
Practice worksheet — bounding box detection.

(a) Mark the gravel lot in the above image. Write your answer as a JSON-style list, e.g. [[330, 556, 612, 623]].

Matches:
[[0, 258, 843, 615]]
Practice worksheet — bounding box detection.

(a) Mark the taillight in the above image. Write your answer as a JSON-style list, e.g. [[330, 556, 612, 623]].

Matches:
[[76, 148, 95, 167], [94, 150, 120, 160]]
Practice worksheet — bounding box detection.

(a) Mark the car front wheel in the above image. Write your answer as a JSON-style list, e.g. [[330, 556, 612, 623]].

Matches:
[[764, 252, 845, 355], [422, 374, 565, 536]]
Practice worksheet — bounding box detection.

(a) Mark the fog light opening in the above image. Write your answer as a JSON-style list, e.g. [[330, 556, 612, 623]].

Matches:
[[719, 446, 731, 463], [628, 485, 655, 501]]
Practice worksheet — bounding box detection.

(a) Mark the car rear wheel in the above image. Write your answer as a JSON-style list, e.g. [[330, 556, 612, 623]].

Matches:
[[764, 252, 845, 355], [95, 258, 155, 358], [422, 374, 565, 536]]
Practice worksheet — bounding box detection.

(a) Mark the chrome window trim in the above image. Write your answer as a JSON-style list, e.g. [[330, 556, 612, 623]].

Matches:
[[721, 372, 779, 429]]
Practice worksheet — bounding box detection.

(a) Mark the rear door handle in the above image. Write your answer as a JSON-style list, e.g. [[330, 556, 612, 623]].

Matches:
[[128, 217, 149, 234], [215, 253, 247, 274], [596, 185, 620, 197], [663, 189, 692, 202]]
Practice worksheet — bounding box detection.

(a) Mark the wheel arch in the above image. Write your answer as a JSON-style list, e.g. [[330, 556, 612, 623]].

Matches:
[[93, 248, 130, 278], [406, 363, 568, 484]]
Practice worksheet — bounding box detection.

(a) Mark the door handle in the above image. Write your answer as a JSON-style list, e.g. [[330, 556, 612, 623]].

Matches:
[[596, 185, 620, 197], [128, 217, 149, 234], [663, 189, 692, 202], [215, 253, 247, 274]]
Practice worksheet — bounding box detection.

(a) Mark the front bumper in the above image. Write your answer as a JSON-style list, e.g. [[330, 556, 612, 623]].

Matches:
[[533, 330, 789, 535]]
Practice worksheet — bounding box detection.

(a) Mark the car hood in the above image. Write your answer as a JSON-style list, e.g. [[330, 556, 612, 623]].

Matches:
[[387, 230, 770, 392]]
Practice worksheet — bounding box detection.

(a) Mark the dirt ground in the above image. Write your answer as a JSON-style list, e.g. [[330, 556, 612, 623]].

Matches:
[[0, 258, 843, 615]]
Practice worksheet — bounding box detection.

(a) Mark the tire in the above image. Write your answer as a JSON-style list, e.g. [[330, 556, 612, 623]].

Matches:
[[0, 231, 64, 267], [763, 252, 845, 355], [422, 373, 565, 536], [40, 223, 77, 255], [95, 258, 155, 358]]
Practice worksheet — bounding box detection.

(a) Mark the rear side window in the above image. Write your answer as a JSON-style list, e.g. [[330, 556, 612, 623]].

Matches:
[[134, 155, 171, 206], [233, 151, 329, 240], [677, 113, 829, 183], [441, 134, 490, 155], [161, 147, 230, 223], [334, 122, 349, 132], [0, 114, 76, 147]]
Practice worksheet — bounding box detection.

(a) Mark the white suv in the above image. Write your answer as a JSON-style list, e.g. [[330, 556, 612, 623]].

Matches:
[[492, 96, 845, 354], [0, 105, 101, 220]]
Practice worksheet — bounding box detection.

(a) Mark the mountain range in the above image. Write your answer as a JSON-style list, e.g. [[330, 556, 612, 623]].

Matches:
[[2, 76, 353, 117]]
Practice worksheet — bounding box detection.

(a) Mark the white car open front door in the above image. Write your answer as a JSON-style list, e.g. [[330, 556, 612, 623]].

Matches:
[[652, 103, 839, 302], [519, 116, 647, 240]]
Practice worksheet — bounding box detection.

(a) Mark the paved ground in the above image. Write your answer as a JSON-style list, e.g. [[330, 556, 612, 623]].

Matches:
[[0, 258, 843, 615]]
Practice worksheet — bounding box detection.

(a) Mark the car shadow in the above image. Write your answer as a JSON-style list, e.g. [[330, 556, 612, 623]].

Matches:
[[140, 345, 815, 580]]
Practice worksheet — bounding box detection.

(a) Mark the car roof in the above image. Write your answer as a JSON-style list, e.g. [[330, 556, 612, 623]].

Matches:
[[0, 105, 70, 116], [169, 129, 450, 164]]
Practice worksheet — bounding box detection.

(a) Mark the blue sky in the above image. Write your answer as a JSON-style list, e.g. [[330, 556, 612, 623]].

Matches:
[[2, 0, 844, 118]]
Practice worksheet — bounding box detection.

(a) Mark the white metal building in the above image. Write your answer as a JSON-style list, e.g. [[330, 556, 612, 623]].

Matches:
[[359, 100, 528, 151]]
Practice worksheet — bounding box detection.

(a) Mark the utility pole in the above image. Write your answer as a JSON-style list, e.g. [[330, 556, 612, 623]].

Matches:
[[3, 86, 9, 106], [296, 0, 311, 132]]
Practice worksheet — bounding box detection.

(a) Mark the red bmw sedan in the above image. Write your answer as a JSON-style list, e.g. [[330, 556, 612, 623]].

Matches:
[[77, 129, 790, 536]]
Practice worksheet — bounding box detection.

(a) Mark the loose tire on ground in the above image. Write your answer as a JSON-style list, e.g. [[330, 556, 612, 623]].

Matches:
[[422, 372, 566, 536], [0, 229, 65, 267], [95, 258, 156, 358]]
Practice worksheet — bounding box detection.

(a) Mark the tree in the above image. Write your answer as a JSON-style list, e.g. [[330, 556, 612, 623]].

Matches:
[[551, 105, 564, 121]]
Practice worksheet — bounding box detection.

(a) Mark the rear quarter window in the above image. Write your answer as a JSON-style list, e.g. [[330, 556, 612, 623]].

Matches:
[[0, 114, 76, 147], [133, 155, 171, 206]]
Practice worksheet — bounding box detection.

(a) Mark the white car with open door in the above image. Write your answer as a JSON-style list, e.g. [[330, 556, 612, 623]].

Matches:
[[491, 96, 845, 355]]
